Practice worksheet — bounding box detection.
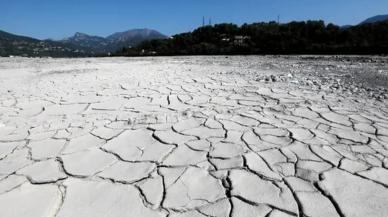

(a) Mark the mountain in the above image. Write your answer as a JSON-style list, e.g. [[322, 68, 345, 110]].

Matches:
[[60, 29, 167, 54], [360, 14, 388, 25], [106, 28, 167, 47], [0, 30, 91, 57], [60, 32, 111, 53], [0, 28, 167, 57]]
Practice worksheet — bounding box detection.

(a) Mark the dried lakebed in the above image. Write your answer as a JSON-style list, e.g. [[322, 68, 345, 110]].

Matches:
[[0, 56, 387, 217]]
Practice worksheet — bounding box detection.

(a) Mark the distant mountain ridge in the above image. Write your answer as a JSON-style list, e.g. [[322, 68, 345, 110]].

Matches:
[[60, 29, 167, 53], [0, 30, 90, 57], [0, 28, 167, 57], [107, 29, 166, 42], [360, 14, 388, 25], [61, 32, 110, 53]]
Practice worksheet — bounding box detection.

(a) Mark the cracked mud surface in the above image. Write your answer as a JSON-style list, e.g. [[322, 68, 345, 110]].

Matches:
[[0, 56, 387, 217]]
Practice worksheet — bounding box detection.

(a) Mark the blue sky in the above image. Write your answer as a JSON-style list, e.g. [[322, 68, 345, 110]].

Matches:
[[0, 0, 387, 39]]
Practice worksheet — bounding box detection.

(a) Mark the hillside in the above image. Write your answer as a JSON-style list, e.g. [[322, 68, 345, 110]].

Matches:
[[117, 20, 388, 56], [60, 29, 167, 54], [0, 30, 91, 57], [360, 14, 388, 25], [61, 32, 110, 53]]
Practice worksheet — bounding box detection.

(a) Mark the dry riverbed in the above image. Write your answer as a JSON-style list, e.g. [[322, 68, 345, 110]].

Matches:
[[0, 56, 387, 217]]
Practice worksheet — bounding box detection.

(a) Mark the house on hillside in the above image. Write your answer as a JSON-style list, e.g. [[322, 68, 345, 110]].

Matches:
[[234, 35, 251, 45]]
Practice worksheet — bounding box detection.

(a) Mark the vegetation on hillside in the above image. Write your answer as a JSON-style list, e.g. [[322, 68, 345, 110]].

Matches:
[[0, 30, 92, 57], [116, 20, 388, 56]]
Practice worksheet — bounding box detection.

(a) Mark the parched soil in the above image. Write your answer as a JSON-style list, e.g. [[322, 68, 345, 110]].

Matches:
[[0, 56, 387, 217]]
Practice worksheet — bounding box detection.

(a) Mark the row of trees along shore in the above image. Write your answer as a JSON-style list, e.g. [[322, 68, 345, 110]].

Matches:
[[115, 20, 388, 56]]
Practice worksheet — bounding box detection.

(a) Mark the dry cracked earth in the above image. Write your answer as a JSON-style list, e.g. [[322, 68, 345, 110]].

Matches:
[[0, 56, 387, 217]]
